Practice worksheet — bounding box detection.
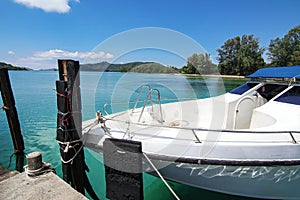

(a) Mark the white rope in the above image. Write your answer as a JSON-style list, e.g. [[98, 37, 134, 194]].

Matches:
[[24, 162, 54, 176], [59, 141, 83, 164], [57, 139, 82, 145], [24, 163, 45, 174], [82, 119, 98, 130], [143, 152, 180, 200], [57, 119, 99, 164]]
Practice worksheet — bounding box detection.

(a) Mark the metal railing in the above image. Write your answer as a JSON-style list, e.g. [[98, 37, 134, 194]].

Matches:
[[106, 117, 300, 144], [137, 88, 163, 123], [232, 94, 256, 129], [132, 84, 151, 113], [103, 85, 164, 123]]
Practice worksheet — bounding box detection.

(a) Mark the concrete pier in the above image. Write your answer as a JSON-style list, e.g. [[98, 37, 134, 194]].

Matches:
[[0, 169, 88, 200], [0, 165, 19, 182]]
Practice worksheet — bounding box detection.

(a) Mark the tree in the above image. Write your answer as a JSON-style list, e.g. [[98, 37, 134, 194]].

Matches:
[[267, 25, 300, 66], [217, 35, 265, 76], [180, 65, 197, 74], [186, 53, 217, 74]]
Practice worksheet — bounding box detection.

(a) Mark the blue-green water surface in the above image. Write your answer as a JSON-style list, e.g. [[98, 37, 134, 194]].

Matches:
[[0, 71, 248, 199]]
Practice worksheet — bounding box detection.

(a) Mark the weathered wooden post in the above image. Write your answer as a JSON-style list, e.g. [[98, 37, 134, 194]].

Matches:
[[56, 60, 98, 199], [0, 68, 25, 172]]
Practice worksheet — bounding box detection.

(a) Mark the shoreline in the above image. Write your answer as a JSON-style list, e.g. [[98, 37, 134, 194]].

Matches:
[[6, 70, 247, 79], [179, 73, 246, 79]]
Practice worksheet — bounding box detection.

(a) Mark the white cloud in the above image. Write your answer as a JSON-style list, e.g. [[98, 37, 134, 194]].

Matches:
[[8, 51, 15, 55], [13, 0, 79, 13], [3, 49, 114, 69], [34, 49, 114, 60]]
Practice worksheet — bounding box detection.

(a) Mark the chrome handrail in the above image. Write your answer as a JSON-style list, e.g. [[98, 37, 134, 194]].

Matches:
[[103, 85, 164, 122], [233, 95, 256, 129], [132, 84, 151, 113], [152, 88, 163, 123], [103, 97, 196, 115], [138, 88, 164, 123]]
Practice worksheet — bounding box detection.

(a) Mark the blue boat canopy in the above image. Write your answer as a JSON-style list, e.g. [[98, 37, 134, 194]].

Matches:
[[246, 66, 300, 79]]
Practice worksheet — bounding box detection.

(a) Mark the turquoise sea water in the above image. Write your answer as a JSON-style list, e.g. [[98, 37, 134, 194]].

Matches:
[[0, 71, 248, 199]]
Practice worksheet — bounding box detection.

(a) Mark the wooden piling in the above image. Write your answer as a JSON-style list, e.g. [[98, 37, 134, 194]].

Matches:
[[104, 138, 144, 200], [56, 60, 98, 200], [0, 68, 24, 172]]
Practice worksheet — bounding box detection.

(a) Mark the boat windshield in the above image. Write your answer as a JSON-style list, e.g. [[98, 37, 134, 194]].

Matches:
[[230, 82, 259, 95], [256, 83, 288, 101], [274, 85, 300, 105], [230, 82, 288, 101]]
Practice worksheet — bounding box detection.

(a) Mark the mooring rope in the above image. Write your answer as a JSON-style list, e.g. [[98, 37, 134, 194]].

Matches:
[[7, 153, 14, 169], [82, 119, 98, 130], [143, 152, 181, 200], [58, 119, 99, 164], [24, 162, 56, 177], [57, 139, 83, 164], [55, 86, 96, 165]]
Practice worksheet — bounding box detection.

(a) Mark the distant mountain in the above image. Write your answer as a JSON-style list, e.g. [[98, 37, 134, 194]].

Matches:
[[80, 61, 110, 71], [80, 61, 178, 73], [0, 62, 31, 70], [130, 62, 178, 73], [38, 68, 58, 71]]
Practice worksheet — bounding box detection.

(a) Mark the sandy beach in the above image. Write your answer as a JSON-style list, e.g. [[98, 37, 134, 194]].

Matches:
[[178, 73, 246, 79]]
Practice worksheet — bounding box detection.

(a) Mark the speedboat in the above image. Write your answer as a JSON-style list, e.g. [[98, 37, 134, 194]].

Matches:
[[83, 66, 300, 199]]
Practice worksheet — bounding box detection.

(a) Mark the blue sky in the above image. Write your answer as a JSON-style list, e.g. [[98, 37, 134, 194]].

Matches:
[[1, 0, 300, 69]]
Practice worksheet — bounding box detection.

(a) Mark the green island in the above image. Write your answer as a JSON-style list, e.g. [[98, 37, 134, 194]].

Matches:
[[80, 61, 178, 73], [0, 62, 31, 71]]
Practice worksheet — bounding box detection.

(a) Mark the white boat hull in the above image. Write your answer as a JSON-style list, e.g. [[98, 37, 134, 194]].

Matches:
[[82, 83, 300, 199], [147, 159, 300, 199]]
